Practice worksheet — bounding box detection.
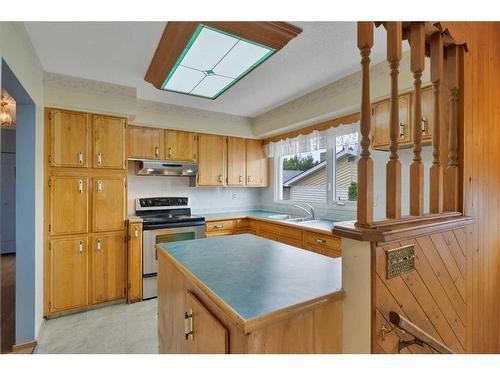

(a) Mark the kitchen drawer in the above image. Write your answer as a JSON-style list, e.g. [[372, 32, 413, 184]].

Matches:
[[257, 222, 303, 242], [236, 219, 250, 229], [206, 220, 235, 234], [303, 231, 341, 258]]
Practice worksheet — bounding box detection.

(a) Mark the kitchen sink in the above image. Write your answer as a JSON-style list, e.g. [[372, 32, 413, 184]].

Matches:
[[267, 214, 292, 220], [285, 217, 318, 223]]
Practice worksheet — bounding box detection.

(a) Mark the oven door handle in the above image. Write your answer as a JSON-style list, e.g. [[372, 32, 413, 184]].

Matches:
[[143, 221, 206, 230]]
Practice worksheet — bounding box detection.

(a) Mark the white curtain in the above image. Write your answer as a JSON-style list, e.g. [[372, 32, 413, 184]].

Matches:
[[265, 121, 360, 158]]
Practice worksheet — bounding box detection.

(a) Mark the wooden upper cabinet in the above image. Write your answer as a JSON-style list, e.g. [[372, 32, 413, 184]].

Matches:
[[372, 92, 412, 149], [164, 130, 197, 161], [185, 291, 228, 354], [91, 233, 126, 304], [127, 125, 163, 160], [92, 176, 126, 232], [48, 237, 89, 313], [49, 175, 89, 236], [93, 115, 126, 169], [49, 109, 91, 168], [197, 134, 226, 186], [127, 222, 143, 303], [246, 139, 265, 187], [420, 85, 434, 141], [227, 137, 246, 186]]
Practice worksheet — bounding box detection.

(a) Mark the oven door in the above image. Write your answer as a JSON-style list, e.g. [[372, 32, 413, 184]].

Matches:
[[142, 223, 205, 277]]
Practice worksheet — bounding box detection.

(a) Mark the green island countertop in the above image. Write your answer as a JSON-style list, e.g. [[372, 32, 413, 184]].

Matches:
[[157, 234, 342, 321]]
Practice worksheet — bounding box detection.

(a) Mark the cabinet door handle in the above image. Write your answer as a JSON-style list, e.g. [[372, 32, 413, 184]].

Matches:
[[97, 152, 102, 166], [78, 179, 84, 193], [78, 151, 84, 165], [134, 227, 139, 238], [421, 117, 428, 135], [184, 310, 194, 341], [96, 239, 101, 252], [239, 175, 243, 184], [247, 175, 251, 183], [155, 147, 159, 157], [399, 122, 405, 139], [168, 147, 172, 158], [97, 179, 103, 193], [79, 240, 84, 253], [218, 174, 223, 183], [315, 238, 327, 244]]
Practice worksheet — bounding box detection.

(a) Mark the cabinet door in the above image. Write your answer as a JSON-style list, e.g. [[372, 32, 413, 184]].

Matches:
[[49, 175, 89, 236], [93, 115, 126, 169], [49, 237, 89, 312], [127, 125, 163, 159], [246, 139, 264, 187], [185, 291, 228, 354], [372, 94, 412, 149], [91, 233, 126, 304], [227, 137, 246, 186], [49, 109, 90, 168], [165, 130, 197, 161], [127, 223, 143, 303], [197, 134, 226, 186], [420, 85, 434, 141], [92, 176, 126, 232]]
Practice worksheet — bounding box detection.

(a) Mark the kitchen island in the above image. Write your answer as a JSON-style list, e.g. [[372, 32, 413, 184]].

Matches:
[[156, 234, 343, 354]]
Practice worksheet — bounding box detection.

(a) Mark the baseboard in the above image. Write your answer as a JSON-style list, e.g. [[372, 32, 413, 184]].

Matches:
[[12, 340, 37, 354]]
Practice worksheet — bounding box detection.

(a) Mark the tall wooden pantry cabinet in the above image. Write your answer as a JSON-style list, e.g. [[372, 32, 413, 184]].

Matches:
[[44, 108, 127, 316]]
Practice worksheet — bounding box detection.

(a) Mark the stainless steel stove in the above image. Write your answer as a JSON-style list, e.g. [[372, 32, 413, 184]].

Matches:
[[135, 197, 205, 299]]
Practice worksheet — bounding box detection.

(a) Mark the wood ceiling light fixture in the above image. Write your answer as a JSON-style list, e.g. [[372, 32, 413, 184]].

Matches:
[[145, 22, 302, 99]]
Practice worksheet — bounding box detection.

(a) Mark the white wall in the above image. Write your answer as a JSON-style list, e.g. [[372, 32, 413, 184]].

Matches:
[[127, 163, 260, 215], [0, 22, 44, 341]]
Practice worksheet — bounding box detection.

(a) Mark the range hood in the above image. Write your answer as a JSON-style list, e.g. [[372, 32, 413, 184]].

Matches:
[[135, 160, 198, 177]]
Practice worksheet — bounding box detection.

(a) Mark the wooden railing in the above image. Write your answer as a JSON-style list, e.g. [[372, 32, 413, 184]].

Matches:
[[389, 311, 455, 354], [356, 22, 467, 227]]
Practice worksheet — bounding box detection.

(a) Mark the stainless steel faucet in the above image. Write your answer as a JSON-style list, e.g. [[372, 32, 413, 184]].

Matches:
[[293, 203, 315, 219]]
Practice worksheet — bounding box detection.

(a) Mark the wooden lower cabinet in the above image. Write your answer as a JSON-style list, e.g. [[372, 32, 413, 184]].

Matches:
[[127, 222, 143, 303], [47, 236, 89, 313], [205, 218, 341, 257], [91, 232, 127, 304]]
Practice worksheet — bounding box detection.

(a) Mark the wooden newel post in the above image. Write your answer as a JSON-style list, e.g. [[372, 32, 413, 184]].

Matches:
[[386, 22, 402, 219], [356, 21, 374, 227], [409, 22, 426, 216], [444, 44, 460, 212], [429, 32, 444, 213]]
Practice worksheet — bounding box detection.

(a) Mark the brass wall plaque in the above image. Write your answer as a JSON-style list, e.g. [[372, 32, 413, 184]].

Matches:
[[386, 245, 415, 279]]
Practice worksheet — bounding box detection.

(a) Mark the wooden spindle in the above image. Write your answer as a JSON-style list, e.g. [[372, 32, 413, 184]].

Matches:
[[444, 44, 460, 212], [409, 22, 426, 216], [356, 22, 374, 226], [386, 22, 402, 219], [429, 32, 444, 213]]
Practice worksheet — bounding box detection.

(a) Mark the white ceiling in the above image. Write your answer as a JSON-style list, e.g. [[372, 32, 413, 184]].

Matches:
[[24, 22, 388, 117]]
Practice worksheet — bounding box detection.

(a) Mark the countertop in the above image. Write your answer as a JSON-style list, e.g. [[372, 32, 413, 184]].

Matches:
[[201, 210, 337, 234], [157, 234, 342, 322]]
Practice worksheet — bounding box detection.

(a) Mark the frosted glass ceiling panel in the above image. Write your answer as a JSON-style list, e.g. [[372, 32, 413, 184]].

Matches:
[[181, 27, 238, 71], [164, 65, 205, 93], [191, 75, 233, 98], [161, 24, 275, 99], [214, 41, 272, 79]]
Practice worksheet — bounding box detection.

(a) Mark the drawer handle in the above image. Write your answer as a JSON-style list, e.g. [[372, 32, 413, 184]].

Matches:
[[184, 310, 194, 341], [78, 151, 84, 165], [79, 240, 84, 253], [213, 225, 224, 229], [315, 238, 327, 244], [97, 179, 103, 193], [78, 179, 84, 193], [97, 152, 102, 166]]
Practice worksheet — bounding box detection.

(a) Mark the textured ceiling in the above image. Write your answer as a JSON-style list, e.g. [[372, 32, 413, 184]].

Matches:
[[24, 22, 388, 117]]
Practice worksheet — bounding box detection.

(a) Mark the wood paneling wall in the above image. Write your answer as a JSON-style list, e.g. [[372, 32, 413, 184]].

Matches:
[[374, 227, 470, 354], [460, 22, 500, 353]]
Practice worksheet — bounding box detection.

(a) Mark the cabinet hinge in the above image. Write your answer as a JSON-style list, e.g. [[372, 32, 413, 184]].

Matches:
[[48, 179, 52, 188]]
